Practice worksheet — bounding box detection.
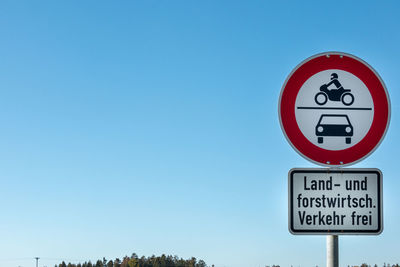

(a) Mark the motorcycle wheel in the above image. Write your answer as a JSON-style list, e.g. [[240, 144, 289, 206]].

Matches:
[[341, 93, 354, 106], [315, 92, 328, 105]]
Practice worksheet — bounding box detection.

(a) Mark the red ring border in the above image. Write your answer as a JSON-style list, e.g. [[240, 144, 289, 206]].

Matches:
[[279, 52, 390, 166]]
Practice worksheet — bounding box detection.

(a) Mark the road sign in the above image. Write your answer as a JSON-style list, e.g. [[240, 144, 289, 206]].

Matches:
[[279, 52, 390, 166], [288, 168, 383, 235]]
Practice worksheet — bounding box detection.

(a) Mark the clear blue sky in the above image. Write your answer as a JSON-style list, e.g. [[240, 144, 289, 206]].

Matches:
[[0, 1, 399, 267]]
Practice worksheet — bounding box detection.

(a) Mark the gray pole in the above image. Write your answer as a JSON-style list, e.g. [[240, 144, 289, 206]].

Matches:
[[326, 235, 338, 267], [35, 257, 40, 267]]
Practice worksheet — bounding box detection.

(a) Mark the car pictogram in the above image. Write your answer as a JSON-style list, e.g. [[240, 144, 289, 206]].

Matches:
[[315, 114, 353, 144]]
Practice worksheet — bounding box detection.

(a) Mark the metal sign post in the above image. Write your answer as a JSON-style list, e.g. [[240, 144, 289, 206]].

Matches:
[[327, 235, 338, 267], [279, 52, 390, 267]]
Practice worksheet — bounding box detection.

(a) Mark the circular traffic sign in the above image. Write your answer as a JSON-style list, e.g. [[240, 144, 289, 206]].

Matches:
[[279, 52, 390, 166]]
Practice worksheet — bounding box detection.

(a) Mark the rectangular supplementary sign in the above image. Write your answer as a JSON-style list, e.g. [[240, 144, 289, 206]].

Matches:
[[288, 168, 382, 235]]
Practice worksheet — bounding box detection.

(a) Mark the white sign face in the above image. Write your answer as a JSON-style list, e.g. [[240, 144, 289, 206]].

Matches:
[[295, 70, 374, 150], [288, 168, 382, 235]]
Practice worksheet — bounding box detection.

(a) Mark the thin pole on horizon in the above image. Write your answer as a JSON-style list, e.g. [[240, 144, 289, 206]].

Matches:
[[35, 257, 40, 267]]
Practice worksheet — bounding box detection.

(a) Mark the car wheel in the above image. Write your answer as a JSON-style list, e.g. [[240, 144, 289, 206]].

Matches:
[[318, 137, 323, 143], [346, 137, 351, 144]]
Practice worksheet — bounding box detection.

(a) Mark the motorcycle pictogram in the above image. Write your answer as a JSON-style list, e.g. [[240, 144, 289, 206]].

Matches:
[[314, 73, 355, 106]]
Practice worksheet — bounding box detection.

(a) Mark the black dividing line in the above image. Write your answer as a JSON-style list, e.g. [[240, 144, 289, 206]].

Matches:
[[297, 107, 372, 110], [334, 184, 340, 187]]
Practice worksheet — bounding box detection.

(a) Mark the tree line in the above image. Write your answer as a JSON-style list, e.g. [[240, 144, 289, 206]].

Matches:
[[55, 253, 207, 267], [358, 264, 400, 267], [55, 255, 400, 267]]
